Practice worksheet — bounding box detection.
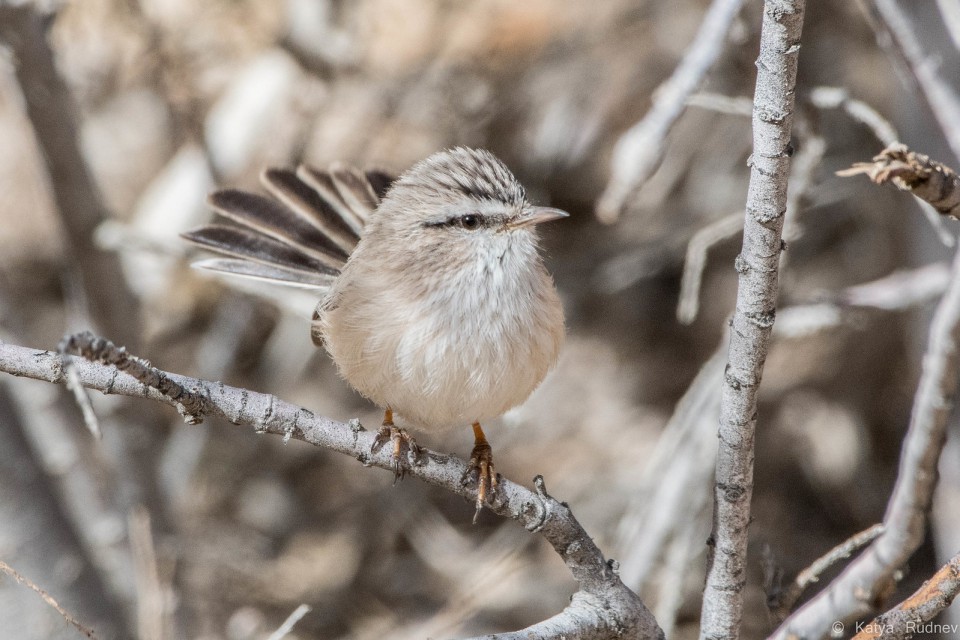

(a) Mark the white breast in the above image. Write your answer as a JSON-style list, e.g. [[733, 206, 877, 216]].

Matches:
[[321, 236, 564, 431]]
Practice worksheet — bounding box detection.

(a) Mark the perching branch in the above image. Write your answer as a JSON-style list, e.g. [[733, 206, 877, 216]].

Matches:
[[0, 340, 663, 640], [851, 552, 960, 640], [698, 1, 806, 639], [596, 0, 747, 222], [771, 165, 960, 637]]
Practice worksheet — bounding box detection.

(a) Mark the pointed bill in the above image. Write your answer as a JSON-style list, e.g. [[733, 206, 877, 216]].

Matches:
[[508, 206, 570, 228]]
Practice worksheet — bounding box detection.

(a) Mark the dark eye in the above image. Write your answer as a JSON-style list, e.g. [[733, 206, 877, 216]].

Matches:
[[458, 214, 481, 229]]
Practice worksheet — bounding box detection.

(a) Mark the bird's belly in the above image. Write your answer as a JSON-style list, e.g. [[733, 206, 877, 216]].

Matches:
[[325, 294, 560, 431]]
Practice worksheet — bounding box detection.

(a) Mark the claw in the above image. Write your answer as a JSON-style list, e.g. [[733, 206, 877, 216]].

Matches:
[[463, 422, 498, 523], [372, 409, 421, 482]]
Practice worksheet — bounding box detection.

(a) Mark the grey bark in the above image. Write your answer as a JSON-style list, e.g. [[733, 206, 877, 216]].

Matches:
[[0, 342, 664, 640], [698, 1, 806, 639]]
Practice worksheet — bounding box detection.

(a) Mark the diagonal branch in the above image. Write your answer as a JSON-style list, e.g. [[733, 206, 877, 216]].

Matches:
[[850, 552, 960, 640], [0, 560, 97, 639], [767, 524, 885, 623], [867, 0, 960, 163], [0, 341, 663, 640], [596, 0, 747, 222], [771, 179, 960, 637]]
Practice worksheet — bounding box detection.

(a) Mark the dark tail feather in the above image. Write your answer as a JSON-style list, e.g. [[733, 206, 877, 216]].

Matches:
[[294, 166, 367, 235], [182, 225, 342, 274], [182, 163, 395, 290], [261, 168, 362, 254], [207, 189, 350, 265]]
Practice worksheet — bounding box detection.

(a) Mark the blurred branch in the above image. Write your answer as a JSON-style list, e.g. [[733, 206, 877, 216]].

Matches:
[[830, 262, 951, 311], [868, 0, 960, 163], [678, 87, 912, 325], [0, 381, 127, 637], [266, 604, 312, 640], [940, 0, 960, 50], [767, 524, 884, 623], [807, 87, 898, 146], [0, 560, 97, 639], [0, 4, 140, 347], [0, 341, 664, 640], [677, 116, 823, 325], [677, 212, 743, 324], [850, 552, 960, 640], [771, 190, 960, 637], [838, 143, 960, 218], [128, 508, 171, 640], [699, 2, 806, 639], [596, 0, 747, 222]]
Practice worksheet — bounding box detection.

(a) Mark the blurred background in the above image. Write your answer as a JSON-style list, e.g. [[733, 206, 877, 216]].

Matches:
[[1, 0, 959, 638]]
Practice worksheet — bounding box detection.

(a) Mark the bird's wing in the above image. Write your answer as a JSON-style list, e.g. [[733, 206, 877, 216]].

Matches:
[[182, 164, 394, 291]]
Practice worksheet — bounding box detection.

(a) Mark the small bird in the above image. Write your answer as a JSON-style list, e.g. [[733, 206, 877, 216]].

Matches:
[[183, 148, 567, 519]]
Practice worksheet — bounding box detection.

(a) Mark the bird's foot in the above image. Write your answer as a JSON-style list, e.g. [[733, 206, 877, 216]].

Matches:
[[462, 422, 498, 524], [371, 409, 422, 483]]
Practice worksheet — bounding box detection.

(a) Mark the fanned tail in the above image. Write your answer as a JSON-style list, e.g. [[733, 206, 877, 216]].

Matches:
[[182, 164, 393, 291]]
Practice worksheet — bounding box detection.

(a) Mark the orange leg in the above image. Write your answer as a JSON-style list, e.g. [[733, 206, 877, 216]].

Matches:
[[372, 408, 421, 482], [466, 422, 497, 523]]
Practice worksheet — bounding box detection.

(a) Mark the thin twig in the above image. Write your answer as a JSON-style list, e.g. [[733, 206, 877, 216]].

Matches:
[[851, 552, 960, 640], [677, 212, 744, 324], [838, 143, 960, 218], [698, 2, 806, 639], [772, 201, 960, 638], [63, 355, 102, 438], [0, 341, 664, 640], [596, 0, 747, 222], [0, 560, 97, 639], [768, 524, 885, 623], [266, 604, 312, 640], [807, 87, 898, 146]]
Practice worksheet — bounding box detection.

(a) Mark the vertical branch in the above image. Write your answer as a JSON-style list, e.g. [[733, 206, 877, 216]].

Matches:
[[698, 2, 806, 639]]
